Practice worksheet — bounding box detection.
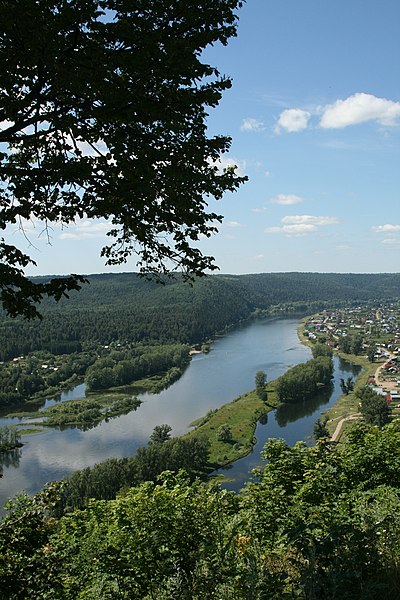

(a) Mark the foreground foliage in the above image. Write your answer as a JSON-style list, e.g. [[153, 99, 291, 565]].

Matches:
[[1, 0, 246, 318], [2, 422, 400, 598], [358, 386, 391, 426]]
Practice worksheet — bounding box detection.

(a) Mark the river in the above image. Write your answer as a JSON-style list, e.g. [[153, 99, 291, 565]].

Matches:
[[0, 318, 360, 510]]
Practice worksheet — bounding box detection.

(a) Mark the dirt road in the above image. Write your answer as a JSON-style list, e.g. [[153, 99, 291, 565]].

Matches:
[[374, 354, 398, 392], [330, 413, 360, 442]]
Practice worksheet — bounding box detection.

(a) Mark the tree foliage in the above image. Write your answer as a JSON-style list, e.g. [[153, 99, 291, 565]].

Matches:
[[313, 415, 329, 440], [216, 423, 232, 442], [358, 387, 391, 426], [0, 0, 246, 318], [5, 424, 400, 598], [0, 426, 21, 452], [311, 342, 333, 358], [275, 356, 333, 404], [149, 424, 172, 444], [255, 369, 268, 402], [61, 434, 210, 510]]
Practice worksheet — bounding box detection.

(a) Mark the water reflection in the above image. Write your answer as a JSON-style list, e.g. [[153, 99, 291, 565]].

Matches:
[[338, 357, 362, 376], [39, 383, 87, 411], [0, 318, 311, 510], [275, 384, 334, 427], [218, 355, 361, 491], [258, 413, 269, 426], [0, 448, 21, 474]]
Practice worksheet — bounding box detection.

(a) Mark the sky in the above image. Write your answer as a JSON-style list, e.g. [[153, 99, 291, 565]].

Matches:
[[13, 0, 400, 276]]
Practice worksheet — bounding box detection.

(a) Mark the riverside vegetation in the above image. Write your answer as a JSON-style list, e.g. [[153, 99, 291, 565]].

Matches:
[[1, 275, 400, 597], [3, 423, 400, 599]]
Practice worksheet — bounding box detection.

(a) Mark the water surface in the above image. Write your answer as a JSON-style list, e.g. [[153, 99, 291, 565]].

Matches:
[[0, 319, 359, 509]]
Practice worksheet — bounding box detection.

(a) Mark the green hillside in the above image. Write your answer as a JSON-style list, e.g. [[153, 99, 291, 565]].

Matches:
[[1, 272, 399, 361]]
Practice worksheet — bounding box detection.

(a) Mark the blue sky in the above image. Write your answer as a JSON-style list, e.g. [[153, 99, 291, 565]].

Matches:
[[18, 1, 400, 275]]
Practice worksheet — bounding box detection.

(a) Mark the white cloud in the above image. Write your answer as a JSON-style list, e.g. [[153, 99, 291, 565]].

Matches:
[[224, 220, 242, 228], [274, 93, 400, 135], [271, 194, 303, 205], [265, 223, 316, 235], [252, 194, 303, 213], [372, 223, 400, 233], [382, 237, 400, 245], [265, 214, 339, 236], [319, 93, 400, 129], [282, 215, 339, 226], [250, 254, 265, 261], [274, 108, 310, 134], [59, 219, 111, 240], [372, 224, 400, 248], [240, 118, 265, 132]]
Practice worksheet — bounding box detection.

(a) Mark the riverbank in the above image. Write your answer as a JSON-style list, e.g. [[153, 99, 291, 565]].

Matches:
[[186, 384, 280, 468], [0, 314, 372, 512], [5, 372, 181, 435], [298, 316, 382, 441], [191, 317, 372, 467], [14, 317, 370, 464], [184, 317, 362, 468]]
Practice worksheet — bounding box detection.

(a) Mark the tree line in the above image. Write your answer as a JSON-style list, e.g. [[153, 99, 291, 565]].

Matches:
[[275, 355, 334, 404], [0, 342, 190, 411], [85, 344, 190, 391], [60, 432, 211, 510], [2, 272, 400, 362]]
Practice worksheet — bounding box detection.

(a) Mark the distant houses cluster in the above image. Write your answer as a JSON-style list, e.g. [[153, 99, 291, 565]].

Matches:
[[304, 301, 400, 403]]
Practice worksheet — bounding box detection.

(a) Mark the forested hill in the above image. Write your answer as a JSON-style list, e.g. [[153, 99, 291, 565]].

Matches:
[[1, 272, 399, 360]]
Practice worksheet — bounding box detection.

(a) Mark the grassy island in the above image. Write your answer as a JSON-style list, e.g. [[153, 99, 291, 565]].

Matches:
[[187, 384, 280, 467]]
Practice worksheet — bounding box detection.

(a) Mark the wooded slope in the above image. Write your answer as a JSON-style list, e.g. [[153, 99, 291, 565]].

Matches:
[[1, 272, 399, 360]]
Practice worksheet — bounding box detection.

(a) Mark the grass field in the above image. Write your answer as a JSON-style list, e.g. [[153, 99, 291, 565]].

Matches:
[[186, 383, 280, 467]]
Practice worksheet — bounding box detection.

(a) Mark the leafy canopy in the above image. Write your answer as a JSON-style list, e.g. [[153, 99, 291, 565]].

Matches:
[[0, 0, 246, 318], [358, 387, 391, 426], [5, 424, 400, 598]]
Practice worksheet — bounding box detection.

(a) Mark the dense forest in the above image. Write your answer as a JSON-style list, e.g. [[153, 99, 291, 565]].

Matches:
[[2, 422, 400, 599], [1, 271, 399, 361]]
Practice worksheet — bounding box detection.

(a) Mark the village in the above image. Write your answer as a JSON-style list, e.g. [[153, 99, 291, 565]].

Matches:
[[303, 301, 400, 406]]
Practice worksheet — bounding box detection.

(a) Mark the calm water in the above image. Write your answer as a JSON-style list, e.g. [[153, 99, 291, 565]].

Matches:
[[218, 354, 361, 490], [0, 318, 359, 509]]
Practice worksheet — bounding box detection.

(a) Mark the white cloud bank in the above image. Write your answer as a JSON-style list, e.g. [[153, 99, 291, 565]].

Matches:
[[59, 219, 111, 240], [274, 108, 310, 134], [265, 215, 339, 236], [275, 93, 400, 133], [372, 223, 400, 233], [320, 93, 400, 129], [270, 194, 303, 205], [240, 117, 265, 132]]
